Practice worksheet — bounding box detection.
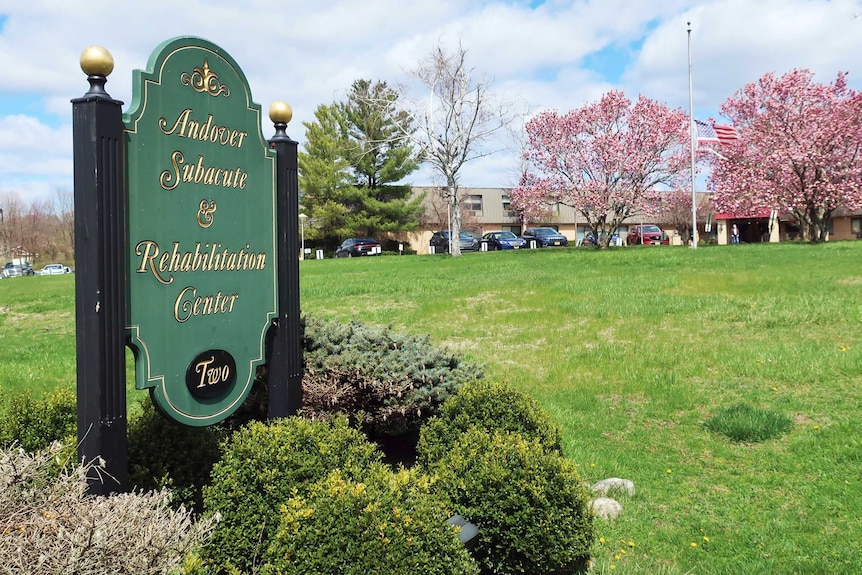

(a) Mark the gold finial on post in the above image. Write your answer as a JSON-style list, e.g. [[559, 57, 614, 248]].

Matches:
[[79, 46, 114, 98], [80, 46, 114, 77], [269, 101, 293, 125], [269, 101, 293, 140]]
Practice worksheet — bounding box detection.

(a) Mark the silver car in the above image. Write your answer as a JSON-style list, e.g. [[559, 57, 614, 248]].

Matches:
[[39, 263, 73, 275]]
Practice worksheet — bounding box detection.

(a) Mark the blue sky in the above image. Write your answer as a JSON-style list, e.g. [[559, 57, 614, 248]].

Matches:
[[1, 0, 861, 204]]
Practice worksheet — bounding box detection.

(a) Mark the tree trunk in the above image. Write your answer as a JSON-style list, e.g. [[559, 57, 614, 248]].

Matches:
[[449, 182, 462, 257]]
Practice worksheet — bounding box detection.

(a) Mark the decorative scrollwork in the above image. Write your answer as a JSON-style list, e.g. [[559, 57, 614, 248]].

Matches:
[[197, 199, 218, 228], [180, 59, 230, 98]]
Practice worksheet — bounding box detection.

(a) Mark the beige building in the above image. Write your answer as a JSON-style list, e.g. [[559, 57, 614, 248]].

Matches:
[[400, 186, 703, 251], [396, 186, 862, 252]]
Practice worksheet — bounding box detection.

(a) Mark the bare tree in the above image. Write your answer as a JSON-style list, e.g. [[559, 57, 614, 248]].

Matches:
[[390, 43, 513, 256], [0, 192, 25, 262], [415, 45, 513, 255], [0, 191, 75, 266], [52, 188, 75, 256]]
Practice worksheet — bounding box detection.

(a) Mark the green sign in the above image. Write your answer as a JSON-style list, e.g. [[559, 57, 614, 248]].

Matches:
[[124, 37, 277, 426]]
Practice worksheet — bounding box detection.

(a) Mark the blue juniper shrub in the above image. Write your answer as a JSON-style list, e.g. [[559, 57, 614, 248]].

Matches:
[[301, 314, 484, 437]]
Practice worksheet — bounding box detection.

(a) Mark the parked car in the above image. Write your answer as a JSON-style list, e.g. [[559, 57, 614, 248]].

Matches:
[[3, 263, 36, 278], [481, 231, 527, 250], [430, 230, 480, 253], [521, 227, 569, 247], [2, 262, 36, 278], [39, 263, 72, 275], [627, 225, 669, 245], [335, 237, 382, 258], [582, 231, 621, 246]]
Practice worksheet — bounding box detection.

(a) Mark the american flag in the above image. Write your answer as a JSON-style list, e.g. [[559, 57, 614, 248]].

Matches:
[[713, 124, 739, 145], [695, 119, 738, 146], [695, 120, 719, 143]]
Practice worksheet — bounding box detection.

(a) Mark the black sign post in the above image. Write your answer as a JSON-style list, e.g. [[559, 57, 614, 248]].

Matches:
[[72, 47, 128, 495], [267, 102, 303, 418]]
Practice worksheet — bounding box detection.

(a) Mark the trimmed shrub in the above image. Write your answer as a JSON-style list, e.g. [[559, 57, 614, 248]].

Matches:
[[262, 467, 479, 575], [0, 387, 76, 452], [127, 398, 226, 512], [704, 402, 794, 442], [416, 380, 563, 467], [429, 428, 594, 575], [201, 416, 382, 573], [301, 315, 484, 437], [380, 238, 417, 255], [0, 442, 215, 575]]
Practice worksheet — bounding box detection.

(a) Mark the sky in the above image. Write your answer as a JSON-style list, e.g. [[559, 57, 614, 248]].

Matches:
[[1, 0, 861, 206]]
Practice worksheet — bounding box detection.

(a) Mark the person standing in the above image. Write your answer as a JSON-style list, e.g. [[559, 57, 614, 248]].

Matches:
[[731, 223, 740, 244]]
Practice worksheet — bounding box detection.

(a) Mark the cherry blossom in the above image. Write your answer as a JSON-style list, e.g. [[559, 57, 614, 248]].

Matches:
[[709, 69, 862, 241], [511, 91, 691, 247]]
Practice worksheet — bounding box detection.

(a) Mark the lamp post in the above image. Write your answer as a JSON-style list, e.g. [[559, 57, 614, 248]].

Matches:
[[298, 213, 307, 260]]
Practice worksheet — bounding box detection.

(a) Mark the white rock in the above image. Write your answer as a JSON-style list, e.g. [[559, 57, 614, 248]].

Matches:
[[589, 497, 623, 520]]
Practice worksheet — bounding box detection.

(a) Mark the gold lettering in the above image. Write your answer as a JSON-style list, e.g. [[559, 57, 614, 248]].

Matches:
[[135, 240, 173, 285], [162, 152, 248, 191], [195, 356, 230, 388], [158, 108, 248, 148], [159, 150, 183, 191], [174, 286, 240, 323], [194, 356, 232, 388], [174, 286, 195, 323], [195, 356, 216, 388], [158, 108, 191, 137]]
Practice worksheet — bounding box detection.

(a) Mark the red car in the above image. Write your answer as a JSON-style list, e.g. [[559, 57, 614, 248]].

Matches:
[[627, 225, 669, 245]]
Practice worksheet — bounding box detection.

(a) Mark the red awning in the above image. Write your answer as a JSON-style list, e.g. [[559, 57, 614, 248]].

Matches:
[[714, 207, 773, 220]]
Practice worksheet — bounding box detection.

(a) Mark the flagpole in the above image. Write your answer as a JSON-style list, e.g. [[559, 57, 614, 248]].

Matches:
[[688, 21, 698, 249]]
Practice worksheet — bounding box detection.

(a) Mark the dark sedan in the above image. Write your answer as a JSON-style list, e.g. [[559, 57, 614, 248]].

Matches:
[[627, 225, 669, 245], [522, 227, 569, 247], [334, 237, 382, 258], [482, 231, 527, 250], [430, 230, 480, 253]]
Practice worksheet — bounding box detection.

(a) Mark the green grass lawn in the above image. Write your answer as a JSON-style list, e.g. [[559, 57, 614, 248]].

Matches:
[[2, 242, 861, 574]]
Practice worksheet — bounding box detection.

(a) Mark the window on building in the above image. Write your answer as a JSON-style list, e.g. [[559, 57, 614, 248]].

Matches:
[[852, 217, 862, 237], [502, 195, 519, 218], [464, 194, 483, 213]]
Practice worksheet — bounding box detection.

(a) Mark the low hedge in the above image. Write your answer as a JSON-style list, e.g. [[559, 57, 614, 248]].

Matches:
[[0, 387, 76, 452], [201, 416, 382, 573], [416, 380, 563, 467], [429, 428, 594, 575], [127, 398, 226, 512], [262, 467, 478, 575]]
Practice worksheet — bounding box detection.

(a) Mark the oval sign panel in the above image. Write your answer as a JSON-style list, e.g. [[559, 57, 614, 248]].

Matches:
[[185, 349, 237, 399]]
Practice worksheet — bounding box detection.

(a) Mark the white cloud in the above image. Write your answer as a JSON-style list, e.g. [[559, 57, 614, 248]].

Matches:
[[1, 0, 861, 204]]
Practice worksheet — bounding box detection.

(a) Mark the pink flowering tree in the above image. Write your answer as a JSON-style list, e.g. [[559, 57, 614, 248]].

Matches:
[[709, 69, 862, 242], [510, 91, 691, 248]]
